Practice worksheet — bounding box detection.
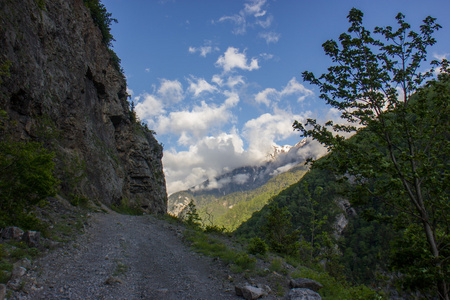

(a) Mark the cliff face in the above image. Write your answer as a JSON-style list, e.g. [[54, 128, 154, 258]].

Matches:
[[0, 0, 167, 213]]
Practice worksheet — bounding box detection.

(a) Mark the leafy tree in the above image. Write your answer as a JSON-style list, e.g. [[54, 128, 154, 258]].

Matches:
[[294, 8, 449, 299], [263, 203, 300, 256]]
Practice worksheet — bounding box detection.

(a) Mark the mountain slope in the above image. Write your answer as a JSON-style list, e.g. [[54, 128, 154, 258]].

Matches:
[[168, 140, 318, 229]]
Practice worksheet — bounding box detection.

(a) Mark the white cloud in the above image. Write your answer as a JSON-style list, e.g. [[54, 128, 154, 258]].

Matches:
[[187, 76, 218, 97], [218, 0, 271, 35], [254, 77, 314, 107], [216, 47, 259, 72], [163, 130, 252, 194], [212, 74, 245, 89], [163, 108, 314, 194], [255, 15, 273, 29], [281, 77, 314, 101], [157, 79, 184, 104], [244, 0, 267, 17], [156, 96, 239, 145], [145, 68, 150, 72], [127, 88, 134, 98], [255, 88, 277, 106], [260, 53, 274, 60], [259, 31, 280, 44], [433, 53, 449, 61], [188, 41, 219, 57], [134, 93, 165, 119], [243, 109, 308, 159]]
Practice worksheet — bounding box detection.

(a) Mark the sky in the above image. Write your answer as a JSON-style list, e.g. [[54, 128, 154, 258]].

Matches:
[[103, 0, 450, 195]]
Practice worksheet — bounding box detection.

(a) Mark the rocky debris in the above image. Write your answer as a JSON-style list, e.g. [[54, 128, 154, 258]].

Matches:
[[289, 278, 323, 292], [13, 258, 32, 271], [10, 267, 27, 280], [1, 227, 42, 248], [22, 231, 41, 248], [235, 284, 272, 300], [0, 284, 6, 300], [9, 213, 240, 299], [235, 285, 265, 300], [1, 227, 24, 240], [104, 276, 124, 285], [287, 288, 322, 300]]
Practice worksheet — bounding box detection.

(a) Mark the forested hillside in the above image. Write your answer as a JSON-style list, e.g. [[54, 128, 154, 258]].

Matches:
[[235, 8, 449, 299], [171, 163, 309, 230]]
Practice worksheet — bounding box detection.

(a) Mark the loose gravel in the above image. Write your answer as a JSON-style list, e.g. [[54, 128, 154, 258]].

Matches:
[[10, 211, 241, 299]]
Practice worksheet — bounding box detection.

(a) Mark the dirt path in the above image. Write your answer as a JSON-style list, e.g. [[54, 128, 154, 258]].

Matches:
[[11, 211, 241, 299]]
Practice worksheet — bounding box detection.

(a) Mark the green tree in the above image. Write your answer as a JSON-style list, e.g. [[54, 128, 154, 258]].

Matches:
[[263, 203, 300, 256], [185, 199, 202, 227], [293, 8, 449, 299]]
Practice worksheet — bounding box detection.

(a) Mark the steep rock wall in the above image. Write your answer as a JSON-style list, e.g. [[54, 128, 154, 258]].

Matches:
[[0, 0, 167, 213]]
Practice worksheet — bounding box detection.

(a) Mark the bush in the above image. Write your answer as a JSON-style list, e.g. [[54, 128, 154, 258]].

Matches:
[[247, 237, 268, 256], [0, 118, 58, 228], [204, 224, 226, 234], [233, 252, 256, 272]]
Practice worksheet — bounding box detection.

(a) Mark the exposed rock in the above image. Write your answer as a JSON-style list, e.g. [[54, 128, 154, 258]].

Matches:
[[0, 284, 6, 300], [104, 276, 123, 285], [22, 230, 41, 248], [289, 278, 323, 292], [11, 266, 27, 280], [1, 227, 24, 240], [235, 285, 264, 300], [287, 288, 322, 300], [0, 0, 167, 213], [13, 258, 32, 270], [256, 283, 272, 295]]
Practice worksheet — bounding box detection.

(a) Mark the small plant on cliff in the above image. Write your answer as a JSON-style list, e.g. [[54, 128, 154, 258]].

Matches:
[[0, 60, 12, 85], [83, 0, 117, 47]]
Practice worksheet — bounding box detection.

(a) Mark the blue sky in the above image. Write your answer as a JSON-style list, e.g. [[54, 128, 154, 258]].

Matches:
[[103, 0, 450, 194]]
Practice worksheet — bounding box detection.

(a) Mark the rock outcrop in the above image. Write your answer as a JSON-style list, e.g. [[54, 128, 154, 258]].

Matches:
[[0, 0, 167, 213]]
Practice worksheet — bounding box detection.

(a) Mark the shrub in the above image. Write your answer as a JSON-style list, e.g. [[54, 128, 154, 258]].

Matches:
[[247, 237, 268, 256], [83, 0, 117, 47], [0, 113, 58, 228], [233, 252, 256, 272], [204, 224, 226, 234]]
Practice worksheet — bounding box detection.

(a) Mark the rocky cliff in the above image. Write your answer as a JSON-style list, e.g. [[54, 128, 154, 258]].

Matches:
[[0, 0, 167, 213]]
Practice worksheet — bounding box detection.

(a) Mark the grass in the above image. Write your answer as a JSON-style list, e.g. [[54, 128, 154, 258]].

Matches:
[[291, 266, 384, 300], [185, 229, 258, 273], [112, 260, 128, 276]]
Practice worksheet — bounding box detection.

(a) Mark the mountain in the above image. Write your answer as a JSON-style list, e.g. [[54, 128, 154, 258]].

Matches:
[[0, 0, 167, 213], [168, 139, 321, 229]]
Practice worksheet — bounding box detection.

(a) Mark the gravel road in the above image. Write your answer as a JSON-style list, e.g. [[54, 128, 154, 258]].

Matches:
[[10, 211, 241, 299]]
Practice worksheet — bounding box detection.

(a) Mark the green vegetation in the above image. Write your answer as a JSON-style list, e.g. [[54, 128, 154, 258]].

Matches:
[[0, 111, 58, 229], [111, 198, 144, 216], [173, 163, 309, 231], [185, 199, 202, 227], [262, 204, 300, 256], [235, 10, 449, 297], [292, 267, 382, 300], [0, 60, 12, 85], [294, 8, 449, 299], [247, 237, 268, 256], [0, 241, 40, 284], [83, 0, 117, 47]]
